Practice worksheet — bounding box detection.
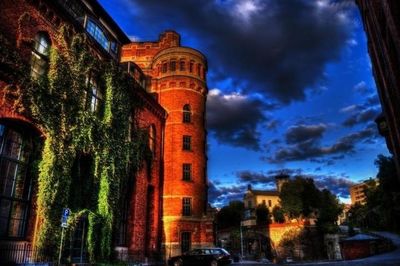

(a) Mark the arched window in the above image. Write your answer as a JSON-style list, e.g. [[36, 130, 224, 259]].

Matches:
[[31, 32, 50, 79], [189, 61, 194, 73], [0, 123, 33, 238], [148, 125, 156, 154], [183, 104, 191, 123], [170, 60, 176, 72], [86, 19, 109, 51]]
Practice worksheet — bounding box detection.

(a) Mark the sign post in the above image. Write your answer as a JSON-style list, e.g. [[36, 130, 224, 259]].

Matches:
[[58, 208, 70, 265]]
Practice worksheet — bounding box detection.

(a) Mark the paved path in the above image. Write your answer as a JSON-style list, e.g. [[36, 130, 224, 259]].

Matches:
[[231, 231, 400, 266]]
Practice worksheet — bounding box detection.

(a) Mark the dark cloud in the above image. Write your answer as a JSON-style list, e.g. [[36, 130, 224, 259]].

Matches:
[[311, 175, 354, 198], [237, 171, 276, 187], [126, 0, 354, 103], [285, 124, 327, 144], [206, 90, 274, 150], [268, 123, 379, 163], [342, 106, 380, 127], [208, 181, 246, 207]]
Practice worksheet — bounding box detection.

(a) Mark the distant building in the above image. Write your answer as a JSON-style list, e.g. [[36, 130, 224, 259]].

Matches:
[[349, 179, 378, 205], [356, 0, 400, 180]]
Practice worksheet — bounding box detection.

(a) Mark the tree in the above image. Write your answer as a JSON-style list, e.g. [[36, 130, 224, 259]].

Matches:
[[316, 189, 343, 233], [272, 206, 285, 223], [256, 204, 270, 225], [216, 201, 245, 229], [279, 176, 320, 219]]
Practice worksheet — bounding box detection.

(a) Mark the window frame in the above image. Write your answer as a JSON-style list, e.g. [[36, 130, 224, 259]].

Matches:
[[182, 197, 192, 216], [0, 124, 33, 239], [30, 32, 51, 79], [182, 163, 192, 181], [182, 135, 191, 151], [181, 231, 191, 253], [183, 104, 191, 123]]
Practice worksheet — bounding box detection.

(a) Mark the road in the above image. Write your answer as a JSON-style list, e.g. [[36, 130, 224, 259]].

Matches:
[[231, 232, 400, 266]]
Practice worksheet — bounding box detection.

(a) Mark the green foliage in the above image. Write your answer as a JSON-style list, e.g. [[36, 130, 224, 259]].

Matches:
[[349, 155, 400, 232], [272, 206, 285, 223], [255, 204, 270, 225], [1, 27, 149, 262], [316, 189, 343, 233], [279, 177, 320, 219], [216, 201, 244, 229], [280, 176, 342, 233]]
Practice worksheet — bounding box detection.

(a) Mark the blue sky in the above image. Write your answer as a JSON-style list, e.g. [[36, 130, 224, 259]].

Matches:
[[98, 0, 389, 207]]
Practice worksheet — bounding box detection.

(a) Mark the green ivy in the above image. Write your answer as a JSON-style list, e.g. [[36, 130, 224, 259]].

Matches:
[[0, 25, 151, 262]]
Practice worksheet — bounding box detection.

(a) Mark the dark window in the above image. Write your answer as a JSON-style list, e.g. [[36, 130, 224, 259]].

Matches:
[[182, 163, 192, 181], [189, 61, 194, 73], [86, 19, 109, 51], [197, 64, 201, 76], [179, 61, 186, 71], [31, 32, 50, 79], [268, 200, 272, 207], [162, 62, 168, 73], [183, 136, 191, 151], [170, 61, 176, 72], [183, 104, 191, 123], [262, 200, 266, 206], [248, 200, 252, 209], [63, 0, 85, 20], [182, 197, 192, 216], [0, 124, 33, 238], [181, 232, 191, 253]]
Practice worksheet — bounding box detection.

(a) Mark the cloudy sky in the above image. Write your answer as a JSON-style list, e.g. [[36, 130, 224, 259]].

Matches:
[[99, 0, 390, 207]]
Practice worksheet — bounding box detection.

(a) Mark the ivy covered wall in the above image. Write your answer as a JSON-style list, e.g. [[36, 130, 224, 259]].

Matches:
[[0, 26, 150, 262]]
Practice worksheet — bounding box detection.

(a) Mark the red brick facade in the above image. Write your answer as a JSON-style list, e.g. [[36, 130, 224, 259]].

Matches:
[[0, 0, 169, 263], [122, 32, 214, 258], [356, 0, 400, 179]]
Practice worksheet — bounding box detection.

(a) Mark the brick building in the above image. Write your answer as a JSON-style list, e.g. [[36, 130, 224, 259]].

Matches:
[[122, 32, 214, 258], [0, 0, 172, 263], [356, 0, 400, 180]]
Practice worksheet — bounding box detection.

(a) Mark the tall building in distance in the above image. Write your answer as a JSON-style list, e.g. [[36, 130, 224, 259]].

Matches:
[[121, 32, 214, 258], [349, 179, 379, 205], [356, 0, 400, 180]]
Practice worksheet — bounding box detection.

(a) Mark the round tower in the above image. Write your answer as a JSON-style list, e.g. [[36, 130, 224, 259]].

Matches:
[[151, 42, 210, 256], [121, 31, 214, 259]]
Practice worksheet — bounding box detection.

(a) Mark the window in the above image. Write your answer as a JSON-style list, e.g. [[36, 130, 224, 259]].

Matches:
[[183, 135, 191, 151], [31, 32, 50, 79], [170, 61, 176, 72], [86, 19, 109, 50], [182, 197, 192, 216], [183, 104, 191, 123], [268, 200, 272, 207], [248, 200, 252, 209], [262, 200, 266, 206], [0, 124, 33, 238], [181, 232, 191, 253], [87, 77, 103, 113], [148, 125, 156, 155], [179, 60, 186, 71], [197, 64, 201, 76], [162, 62, 168, 73], [182, 163, 192, 181], [189, 61, 194, 73]]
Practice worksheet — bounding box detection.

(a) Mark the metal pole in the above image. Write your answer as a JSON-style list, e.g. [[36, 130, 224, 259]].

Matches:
[[58, 227, 64, 266], [240, 224, 243, 259]]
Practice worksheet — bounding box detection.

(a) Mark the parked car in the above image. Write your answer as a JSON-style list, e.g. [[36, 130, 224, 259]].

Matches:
[[168, 248, 232, 266]]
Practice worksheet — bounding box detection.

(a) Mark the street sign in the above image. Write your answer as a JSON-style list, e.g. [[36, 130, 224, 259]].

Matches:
[[61, 208, 71, 228]]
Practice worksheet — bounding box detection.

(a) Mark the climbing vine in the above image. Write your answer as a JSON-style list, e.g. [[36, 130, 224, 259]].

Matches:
[[0, 25, 151, 262]]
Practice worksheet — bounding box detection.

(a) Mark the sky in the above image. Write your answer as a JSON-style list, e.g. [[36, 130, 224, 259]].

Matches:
[[98, 0, 390, 207]]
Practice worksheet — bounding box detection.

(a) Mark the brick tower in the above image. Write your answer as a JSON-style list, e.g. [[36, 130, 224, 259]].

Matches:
[[121, 31, 214, 258]]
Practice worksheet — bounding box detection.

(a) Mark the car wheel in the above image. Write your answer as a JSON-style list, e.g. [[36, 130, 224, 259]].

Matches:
[[210, 260, 218, 266], [174, 259, 183, 266]]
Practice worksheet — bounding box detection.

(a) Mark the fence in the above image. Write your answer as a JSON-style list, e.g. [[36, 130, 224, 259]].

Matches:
[[0, 241, 55, 265]]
